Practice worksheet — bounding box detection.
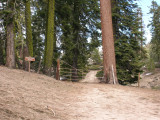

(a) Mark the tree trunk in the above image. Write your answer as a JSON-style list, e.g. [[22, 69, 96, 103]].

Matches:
[[25, 0, 33, 57], [53, 33, 57, 78], [100, 0, 118, 84], [71, 0, 80, 81], [15, 53, 22, 69], [6, 20, 15, 68], [44, 0, 55, 75], [22, 45, 29, 71], [37, 59, 42, 74], [72, 48, 78, 82], [0, 36, 4, 65]]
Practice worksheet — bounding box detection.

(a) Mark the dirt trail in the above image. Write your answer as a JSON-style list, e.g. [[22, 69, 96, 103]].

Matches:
[[81, 70, 100, 83], [70, 85, 160, 120], [1, 66, 160, 120]]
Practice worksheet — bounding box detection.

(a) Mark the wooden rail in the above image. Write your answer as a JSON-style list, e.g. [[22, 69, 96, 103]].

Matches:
[[56, 59, 103, 82], [60, 68, 88, 81]]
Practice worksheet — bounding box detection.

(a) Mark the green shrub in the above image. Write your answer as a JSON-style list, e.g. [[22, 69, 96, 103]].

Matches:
[[96, 70, 103, 77], [147, 58, 155, 71], [88, 65, 102, 70]]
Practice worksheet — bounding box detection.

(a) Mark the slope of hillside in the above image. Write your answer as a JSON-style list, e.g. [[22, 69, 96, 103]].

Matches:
[[0, 66, 160, 120], [140, 69, 160, 89]]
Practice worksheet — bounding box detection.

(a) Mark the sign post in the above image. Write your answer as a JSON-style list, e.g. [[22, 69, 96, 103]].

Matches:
[[25, 56, 35, 72]]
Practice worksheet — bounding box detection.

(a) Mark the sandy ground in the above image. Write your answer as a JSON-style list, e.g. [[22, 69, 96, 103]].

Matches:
[[1, 66, 160, 120], [81, 70, 100, 83]]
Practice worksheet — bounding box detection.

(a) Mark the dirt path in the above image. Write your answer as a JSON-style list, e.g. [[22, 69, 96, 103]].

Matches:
[[1, 66, 160, 120], [81, 70, 100, 83], [69, 85, 160, 120]]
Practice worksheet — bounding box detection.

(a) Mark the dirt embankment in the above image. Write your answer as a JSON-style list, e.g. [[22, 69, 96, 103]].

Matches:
[[133, 69, 160, 89], [0, 66, 160, 120]]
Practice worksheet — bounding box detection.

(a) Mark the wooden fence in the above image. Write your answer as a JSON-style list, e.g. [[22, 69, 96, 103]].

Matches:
[[56, 59, 88, 81], [56, 59, 104, 82], [60, 68, 88, 81]]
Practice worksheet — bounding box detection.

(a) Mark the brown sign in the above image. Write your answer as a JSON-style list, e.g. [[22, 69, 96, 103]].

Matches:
[[25, 57, 35, 62]]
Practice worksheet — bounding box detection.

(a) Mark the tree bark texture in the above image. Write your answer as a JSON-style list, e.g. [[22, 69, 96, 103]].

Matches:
[[0, 36, 4, 65], [6, 20, 15, 68], [25, 0, 33, 57], [100, 0, 118, 84], [22, 45, 29, 71], [44, 0, 55, 75]]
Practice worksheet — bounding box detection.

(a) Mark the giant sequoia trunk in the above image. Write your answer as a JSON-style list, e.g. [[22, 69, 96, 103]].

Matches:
[[6, 19, 15, 68], [44, 0, 55, 75], [100, 0, 118, 84], [25, 0, 33, 57]]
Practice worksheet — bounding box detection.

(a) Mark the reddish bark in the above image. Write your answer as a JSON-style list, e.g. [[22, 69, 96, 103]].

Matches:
[[100, 0, 118, 84], [6, 20, 15, 68]]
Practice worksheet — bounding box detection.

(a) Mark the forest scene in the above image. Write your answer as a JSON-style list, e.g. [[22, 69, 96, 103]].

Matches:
[[0, 0, 160, 119]]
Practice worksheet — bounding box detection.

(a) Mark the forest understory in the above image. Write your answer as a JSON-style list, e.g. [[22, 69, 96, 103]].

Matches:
[[0, 66, 160, 120]]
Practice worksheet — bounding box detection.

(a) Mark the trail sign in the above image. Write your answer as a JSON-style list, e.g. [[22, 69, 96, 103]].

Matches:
[[25, 57, 35, 62], [25, 56, 35, 72]]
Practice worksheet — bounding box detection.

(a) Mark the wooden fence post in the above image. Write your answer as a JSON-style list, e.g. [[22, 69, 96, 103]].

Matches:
[[70, 69, 72, 81]]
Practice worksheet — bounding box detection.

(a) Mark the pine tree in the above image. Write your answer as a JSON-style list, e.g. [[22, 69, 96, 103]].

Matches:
[[149, 1, 160, 62], [25, 0, 33, 57], [55, 0, 101, 80], [14, 3, 26, 69], [5, 0, 16, 68], [1, 0, 27, 68], [90, 48, 102, 65], [32, 0, 47, 71], [112, 0, 144, 84], [0, 35, 4, 65], [44, 0, 55, 75]]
